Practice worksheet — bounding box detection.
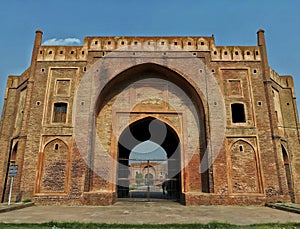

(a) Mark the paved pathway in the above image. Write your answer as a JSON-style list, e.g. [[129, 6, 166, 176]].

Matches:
[[0, 201, 299, 225]]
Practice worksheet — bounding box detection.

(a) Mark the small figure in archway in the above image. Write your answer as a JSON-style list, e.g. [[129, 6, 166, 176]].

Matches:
[[162, 180, 167, 195]]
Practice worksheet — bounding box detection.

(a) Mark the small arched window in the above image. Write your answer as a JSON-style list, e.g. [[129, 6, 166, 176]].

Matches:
[[231, 103, 246, 123]]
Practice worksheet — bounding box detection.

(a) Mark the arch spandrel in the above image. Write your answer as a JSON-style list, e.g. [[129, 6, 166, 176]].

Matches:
[[94, 63, 207, 118], [43, 138, 69, 151]]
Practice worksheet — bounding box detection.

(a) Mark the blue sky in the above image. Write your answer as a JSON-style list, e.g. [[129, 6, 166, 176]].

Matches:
[[129, 140, 167, 164], [0, 1, 300, 116]]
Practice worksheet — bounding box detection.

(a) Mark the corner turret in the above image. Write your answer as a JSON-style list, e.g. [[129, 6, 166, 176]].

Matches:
[[31, 30, 43, 66], [257, 29, 265, 46]]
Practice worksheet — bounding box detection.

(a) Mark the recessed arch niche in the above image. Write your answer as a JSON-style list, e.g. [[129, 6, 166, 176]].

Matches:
[[90, 63, 211, 200]]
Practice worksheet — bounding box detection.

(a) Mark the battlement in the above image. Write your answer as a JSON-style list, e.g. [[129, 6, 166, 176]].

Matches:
[[270, 68, 294, 88], [38, 46, 87, 61], [270, 68, 296, 97], [84, 36, 214, 51], [270, 68, 284, 86], [36, 35, 261, 62], [211, 46, 261, 61]]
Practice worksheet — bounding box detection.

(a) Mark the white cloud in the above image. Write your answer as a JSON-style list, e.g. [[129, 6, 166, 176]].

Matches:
[[42, 38, 81, 46]]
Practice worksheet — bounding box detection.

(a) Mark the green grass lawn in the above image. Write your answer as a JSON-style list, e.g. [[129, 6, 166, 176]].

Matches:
[[0, 222, 299, 229]]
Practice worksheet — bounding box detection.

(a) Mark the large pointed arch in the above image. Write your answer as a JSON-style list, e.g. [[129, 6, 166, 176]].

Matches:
[[117, 116, 181, 200], [75, 51, 226, 205], [93, 63, 211, 194]]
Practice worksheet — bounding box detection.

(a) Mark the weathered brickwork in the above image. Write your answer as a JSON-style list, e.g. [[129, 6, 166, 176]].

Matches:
[[0, 29, 299, 206]]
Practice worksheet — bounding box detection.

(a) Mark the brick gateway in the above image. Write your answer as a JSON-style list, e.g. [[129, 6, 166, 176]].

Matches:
[[0, 30, 299, 205]]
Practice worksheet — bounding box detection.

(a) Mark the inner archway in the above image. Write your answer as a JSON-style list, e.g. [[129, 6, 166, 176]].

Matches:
[[282, 145, 295, 202], [117, 117, 181, 201]]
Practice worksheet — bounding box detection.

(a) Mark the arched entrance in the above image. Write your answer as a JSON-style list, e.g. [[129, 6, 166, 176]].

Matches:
[[117, 117, 181, 201], [88, 62, 211, 205], [282, 145, 295, 202]]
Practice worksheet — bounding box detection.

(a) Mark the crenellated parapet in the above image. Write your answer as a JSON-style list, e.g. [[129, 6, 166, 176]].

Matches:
[[36, 35, 261, 62], [270, 67, 296, 97], [211, 46, 261, 61], [270, 68, 284, 85], [84, 36, 214, 52], [37, 46, 87, 61], [270, 68, 293, 88]]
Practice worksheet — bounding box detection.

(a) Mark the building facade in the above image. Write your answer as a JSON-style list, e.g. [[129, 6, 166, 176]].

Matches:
[[0, 30, 299, 205]]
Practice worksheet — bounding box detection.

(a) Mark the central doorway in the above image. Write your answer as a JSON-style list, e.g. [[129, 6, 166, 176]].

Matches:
[[117, 117, 181, 201]]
